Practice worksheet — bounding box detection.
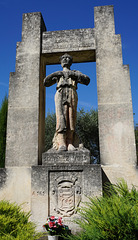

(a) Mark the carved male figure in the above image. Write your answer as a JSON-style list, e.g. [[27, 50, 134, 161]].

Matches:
[[44, 53, 90, 151]]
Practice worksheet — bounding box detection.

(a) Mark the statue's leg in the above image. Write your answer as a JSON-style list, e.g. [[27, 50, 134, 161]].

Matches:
[[55, 89, 66, 133], [67, 89, 78, 151], [67, 131, 76, 151], [57, 133, 67, 151], [55, 90, 67, 151]]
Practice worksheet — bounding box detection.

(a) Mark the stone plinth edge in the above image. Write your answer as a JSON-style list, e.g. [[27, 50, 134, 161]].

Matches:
[[42, 149, 90, 165]]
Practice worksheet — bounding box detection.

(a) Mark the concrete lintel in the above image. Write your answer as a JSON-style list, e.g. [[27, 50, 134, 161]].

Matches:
[[42, 28, 96, 64], [42, 49, 95, 65]]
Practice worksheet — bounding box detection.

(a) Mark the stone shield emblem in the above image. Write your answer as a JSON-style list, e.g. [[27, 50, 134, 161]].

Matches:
[[57, 181, 75, 216], [51, 174, 81, 217]]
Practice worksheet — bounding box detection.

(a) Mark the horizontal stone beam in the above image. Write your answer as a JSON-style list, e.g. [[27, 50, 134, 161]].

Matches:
[[42, 28, 96, 64]]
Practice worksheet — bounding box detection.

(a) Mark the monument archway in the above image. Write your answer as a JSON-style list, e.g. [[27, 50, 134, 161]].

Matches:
[[1, 4, 137, 232], [6, 5, 137, 171]]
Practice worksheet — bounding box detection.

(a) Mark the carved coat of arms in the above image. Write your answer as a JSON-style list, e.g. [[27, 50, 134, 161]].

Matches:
[[51, 175, 81, 217]]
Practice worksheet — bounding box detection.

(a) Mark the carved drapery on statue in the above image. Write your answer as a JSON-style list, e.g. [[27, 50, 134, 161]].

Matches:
[[44, 53, 90, 151], [55, 76, 78, 133]]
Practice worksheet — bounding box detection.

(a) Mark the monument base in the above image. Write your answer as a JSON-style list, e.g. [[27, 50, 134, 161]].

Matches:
[[31, 150, 102, 233], [0, 151, 102, 234]]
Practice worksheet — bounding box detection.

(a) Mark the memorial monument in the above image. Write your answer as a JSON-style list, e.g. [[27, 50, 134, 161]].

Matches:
[[0, 5, 137, 233]]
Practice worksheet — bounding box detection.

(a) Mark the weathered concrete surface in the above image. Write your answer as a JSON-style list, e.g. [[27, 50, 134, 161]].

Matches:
[[31, 164, 102, 233], [0, 168, 31, 212], [6, 12, 46, 167], [42, 149, 90, 165], [94, 5, 137, 186], [31, 166, 48, 232], [102, 165, 138, 189], [42, 28, 96, 64]]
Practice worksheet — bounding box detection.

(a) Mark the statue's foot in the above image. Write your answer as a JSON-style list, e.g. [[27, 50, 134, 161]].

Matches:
[[58, 145, 67, 152], [68, 144, 77, 151]]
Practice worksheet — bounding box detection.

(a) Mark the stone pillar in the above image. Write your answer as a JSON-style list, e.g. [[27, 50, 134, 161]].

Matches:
[[6, 12, 46, 167], [94, 5, 137, 186]]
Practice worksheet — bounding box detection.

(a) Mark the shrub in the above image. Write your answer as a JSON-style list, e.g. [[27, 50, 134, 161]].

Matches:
[[68, 180, 138, 240], [0, 200, 43, 239]]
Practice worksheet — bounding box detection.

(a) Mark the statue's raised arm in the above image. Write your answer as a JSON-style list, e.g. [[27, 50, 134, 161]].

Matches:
[[44, 53, 90, 152], [44, 71, 63, 87], [71, 70, 90, 86]]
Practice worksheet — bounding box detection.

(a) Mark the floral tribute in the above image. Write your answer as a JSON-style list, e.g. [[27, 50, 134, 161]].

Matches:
[[43, 216, 70, 236]]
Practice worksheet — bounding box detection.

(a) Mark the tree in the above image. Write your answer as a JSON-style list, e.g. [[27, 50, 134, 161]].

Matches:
[[0, 95, 8, 168], [68, 180, 138, 240], [45, 109, 100, 163], [45, 112, 56, 152], [76, 108, 99, 163]]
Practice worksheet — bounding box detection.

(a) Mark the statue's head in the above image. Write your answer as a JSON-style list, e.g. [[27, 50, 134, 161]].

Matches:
[[60, 53, 73, 68]]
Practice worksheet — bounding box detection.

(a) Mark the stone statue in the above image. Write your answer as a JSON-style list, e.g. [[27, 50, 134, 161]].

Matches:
[[44, 53, 90, 151]]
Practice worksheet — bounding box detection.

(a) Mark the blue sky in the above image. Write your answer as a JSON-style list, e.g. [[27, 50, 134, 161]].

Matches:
[[0, 0, 138, 125]]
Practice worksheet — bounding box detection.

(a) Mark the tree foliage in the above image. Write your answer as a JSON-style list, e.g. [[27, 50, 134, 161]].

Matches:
[[0, 200, 44, 239], [68, 180, 138, 240], [0, 95, 8, 168], [45, 112, 56, 152], [45, 109, 100, 162], [76, 108, 99, 163]]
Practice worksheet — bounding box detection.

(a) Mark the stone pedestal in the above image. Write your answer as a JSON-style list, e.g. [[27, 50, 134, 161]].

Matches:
[[42, 148, 91, 165], [31, 150, 102, 233]]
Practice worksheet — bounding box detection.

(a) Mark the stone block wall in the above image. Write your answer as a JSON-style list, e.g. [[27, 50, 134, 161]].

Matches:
[[94, 5, 137, 187], [6, 12, 46, 167]]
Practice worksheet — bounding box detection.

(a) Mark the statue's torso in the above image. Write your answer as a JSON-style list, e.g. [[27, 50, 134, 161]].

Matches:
[[56, 76, 77, 90]]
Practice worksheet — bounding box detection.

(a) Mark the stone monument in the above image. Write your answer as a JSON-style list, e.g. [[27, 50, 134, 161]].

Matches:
[[0, 5, 137, 233]]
